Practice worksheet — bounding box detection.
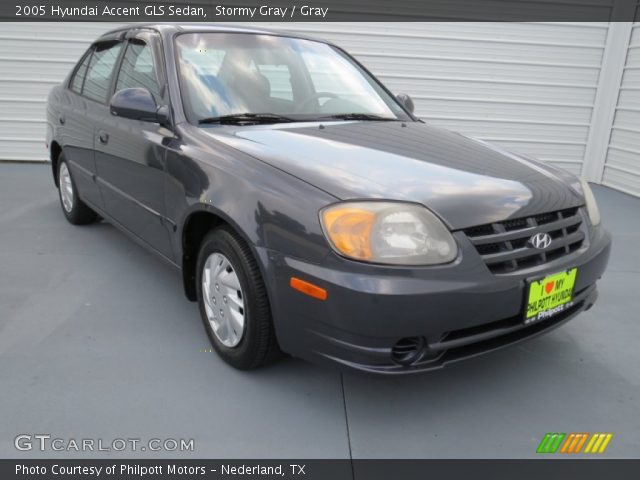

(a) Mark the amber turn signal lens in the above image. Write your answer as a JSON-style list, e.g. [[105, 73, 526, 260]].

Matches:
[[290, 277, 328, 301], [321, 207, 375, 260]]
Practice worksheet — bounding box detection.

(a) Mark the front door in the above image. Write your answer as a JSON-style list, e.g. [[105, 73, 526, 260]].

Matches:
[[93, 32, 174, 261]]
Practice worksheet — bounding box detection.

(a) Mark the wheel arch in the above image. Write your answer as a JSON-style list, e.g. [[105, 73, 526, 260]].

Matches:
[[180, 206, 266, 303]]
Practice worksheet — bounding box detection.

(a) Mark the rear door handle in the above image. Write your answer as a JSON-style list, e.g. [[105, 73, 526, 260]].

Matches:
[[58, 115, 65, 125], [98, 131, 109, 144]]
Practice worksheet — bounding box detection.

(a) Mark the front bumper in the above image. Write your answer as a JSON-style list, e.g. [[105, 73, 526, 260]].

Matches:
[[259, 224, 611, 375]]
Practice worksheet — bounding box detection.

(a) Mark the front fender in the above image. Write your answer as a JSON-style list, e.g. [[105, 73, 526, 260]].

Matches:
[[166, 124, 337, 268]]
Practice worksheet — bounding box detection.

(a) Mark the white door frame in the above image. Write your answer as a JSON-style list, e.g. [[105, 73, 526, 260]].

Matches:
[[582, 20, 634, 182]]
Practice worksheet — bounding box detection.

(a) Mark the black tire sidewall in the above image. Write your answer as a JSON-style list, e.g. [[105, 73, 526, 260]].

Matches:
[[195, 228, 269, 369]]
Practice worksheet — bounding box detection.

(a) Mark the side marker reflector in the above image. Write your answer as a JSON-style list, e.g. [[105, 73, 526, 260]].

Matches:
[[290, 277, 327, 301]]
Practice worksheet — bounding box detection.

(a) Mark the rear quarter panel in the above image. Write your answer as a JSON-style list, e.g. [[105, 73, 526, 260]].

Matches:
[[46, 86, 63, 160]]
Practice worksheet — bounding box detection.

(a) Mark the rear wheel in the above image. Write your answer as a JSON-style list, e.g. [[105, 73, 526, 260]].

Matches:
[[196, 227, 279, 369], [57, 154, 97, 225]]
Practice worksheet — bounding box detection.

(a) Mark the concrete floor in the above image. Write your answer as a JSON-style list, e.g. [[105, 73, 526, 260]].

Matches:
[[1, 163, 638, 459]]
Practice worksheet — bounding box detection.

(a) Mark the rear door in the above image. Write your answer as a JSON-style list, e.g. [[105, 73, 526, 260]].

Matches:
[[56, 44, 112, 209], [93, 31, 175, 260]]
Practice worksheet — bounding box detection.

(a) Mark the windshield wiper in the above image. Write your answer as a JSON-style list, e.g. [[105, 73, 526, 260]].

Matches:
[[318, 113, 400, 122], [198, 113, 296, 125]]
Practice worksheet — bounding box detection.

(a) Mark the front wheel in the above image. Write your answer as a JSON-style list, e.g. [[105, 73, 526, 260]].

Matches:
[[196, 227, 279, 369], [57, 154, 97, 225]]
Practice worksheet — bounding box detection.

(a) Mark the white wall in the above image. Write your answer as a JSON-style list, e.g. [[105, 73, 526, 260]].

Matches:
[[602, 21, 640, 196], [0, 22, 638, 196], [0, 23, 120, 161], [276, 22, 609, 177]]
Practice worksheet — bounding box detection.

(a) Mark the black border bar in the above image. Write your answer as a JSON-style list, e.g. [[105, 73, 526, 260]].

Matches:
[[3, 459, 640, 480], [2, 0, 640, 22]]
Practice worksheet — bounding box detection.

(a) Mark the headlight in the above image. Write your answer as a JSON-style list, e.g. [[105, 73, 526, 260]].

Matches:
[[580, 178, 601, 226], [320, 201, 457, 265]]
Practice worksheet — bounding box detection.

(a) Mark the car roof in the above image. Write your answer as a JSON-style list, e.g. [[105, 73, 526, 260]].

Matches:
[[98, 23, 331, 45]]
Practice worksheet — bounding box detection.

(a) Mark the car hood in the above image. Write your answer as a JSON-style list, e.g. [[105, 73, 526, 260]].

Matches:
[[200, 121, 583, 230]]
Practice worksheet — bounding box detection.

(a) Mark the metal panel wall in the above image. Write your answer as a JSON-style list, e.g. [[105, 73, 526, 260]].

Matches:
[[272, 22, 609, 176], [602, 19, 640, 196], [0, 22, 616, 181], [0, 23, 125, 161]]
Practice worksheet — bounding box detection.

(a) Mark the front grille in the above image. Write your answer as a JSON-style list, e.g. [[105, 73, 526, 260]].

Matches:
[[463, 207, 585, 274]]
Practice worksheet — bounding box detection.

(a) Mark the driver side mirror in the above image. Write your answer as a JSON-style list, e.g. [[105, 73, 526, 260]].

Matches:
[[110, 88, 170, 125], [396, 93, 415, 114]]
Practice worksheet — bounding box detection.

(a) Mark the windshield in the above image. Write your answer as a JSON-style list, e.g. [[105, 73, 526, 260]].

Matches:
[[174, 32, 411, 124]]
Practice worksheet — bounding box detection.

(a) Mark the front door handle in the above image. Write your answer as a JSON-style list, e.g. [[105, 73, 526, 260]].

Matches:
[[58, 115, 65, 125], [98, 131, 109, 144]]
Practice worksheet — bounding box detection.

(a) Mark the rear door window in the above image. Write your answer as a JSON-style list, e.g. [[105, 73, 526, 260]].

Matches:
[[70, 50, 91, 94], [83, 41, 123, 103]]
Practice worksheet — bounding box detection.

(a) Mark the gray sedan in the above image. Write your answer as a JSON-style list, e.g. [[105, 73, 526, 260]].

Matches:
[[46, 24, 611, 374]]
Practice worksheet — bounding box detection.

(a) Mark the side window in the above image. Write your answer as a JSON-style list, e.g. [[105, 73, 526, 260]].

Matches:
[[115, 40, 161, 101], [70, 50, 91, 94], [83, 41, 123, 103]]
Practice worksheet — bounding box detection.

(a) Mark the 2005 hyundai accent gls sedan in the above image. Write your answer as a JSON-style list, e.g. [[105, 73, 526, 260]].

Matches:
[[46, 24, 611, 374]]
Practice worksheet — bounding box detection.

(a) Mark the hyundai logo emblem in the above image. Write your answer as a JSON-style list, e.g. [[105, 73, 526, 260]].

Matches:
[[530, 232, 552, 249]]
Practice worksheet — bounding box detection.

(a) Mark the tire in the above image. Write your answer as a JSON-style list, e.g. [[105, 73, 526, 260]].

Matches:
[[196, 226, 279, 369], [57, 154, 97, 225]]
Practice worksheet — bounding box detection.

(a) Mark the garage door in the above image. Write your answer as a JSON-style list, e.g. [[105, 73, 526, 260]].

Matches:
[[0, 22, 609, 179], [275, 22, 609, 176], [602, 21, 640, 196], [0, 23, 126, 161]]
